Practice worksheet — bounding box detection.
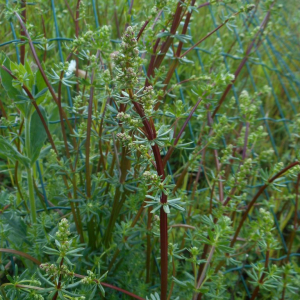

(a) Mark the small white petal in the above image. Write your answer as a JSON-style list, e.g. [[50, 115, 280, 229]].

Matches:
[[66, 60, 76, 76]]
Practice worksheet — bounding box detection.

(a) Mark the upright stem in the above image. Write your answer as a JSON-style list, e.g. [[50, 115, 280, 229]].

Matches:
[[52, 258, 64, 300], [86, 50, 100, 199], [63, 0, 76, 23], [207, 110, 224, 203], [194, 245, 215, 300], [152, 144, 168, 300], [27, 168, 36, 223], [25, 116, 37, 223], [284, 173, 300, 265], [146, 206, 152, 283], [129, 85, 168, 299], [20, 0, 26, 65], [145, 0, 185, 87]]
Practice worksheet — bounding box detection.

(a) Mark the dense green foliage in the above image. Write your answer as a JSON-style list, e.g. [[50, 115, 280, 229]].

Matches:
[[0, 0, 299, 299]]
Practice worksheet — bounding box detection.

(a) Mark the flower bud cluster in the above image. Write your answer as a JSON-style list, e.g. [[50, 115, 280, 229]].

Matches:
[[82, 270, 97, 285], [188, 150, 202, 173], [56, 218, 71, 242], [32, 280, 42, 286], [208, 38, 224, 66], [77, 122, 88, 138], [286, 164, 300, 179], [155, 0, 167, 9], [218, 215, 232, 231], [40, 263, 57, 276], [220, 144, 233, 164], [273, 162, 284, 174], [78, 0, 88, 19], [221, 73, 235, 85], [0, 117, 16, 127], [249, 125, 266, 144], [102, 69, 111, 84], [261, 85, 271, 95], [143, 171, 159, 183], [209, 115, 233, 146], [47, 149, 58, 165], [250, 208, 276, 246], [10, 62, 32, 89], [116, 112, 130, 121], [95, 25, 111, 51], [249, 26, 265, 39], [113, 26, 141, 89], [228, 158, 254, 192], [72, 29, 94, 48], [237, 125, 265, 148], [189, 246, 200, 257], [40, 263, 73, 277], [143, 172, 174, 196], [56, 61, 71, 74], [71, 95, 85, 114], [116, 112, 139, 127], [258, 149, 274, 163], [139, 86, 156, 116], [185, 246, 201, 265], [240, 4, 255, 13], [239, 90, 257, 121], [116, 133, 151, 163], [116, 132, 132, 143]]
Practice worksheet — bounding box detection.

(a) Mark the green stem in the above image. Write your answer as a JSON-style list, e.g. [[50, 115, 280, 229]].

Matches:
[[25, 116, 36, 223], [194, 245, 215, 300]]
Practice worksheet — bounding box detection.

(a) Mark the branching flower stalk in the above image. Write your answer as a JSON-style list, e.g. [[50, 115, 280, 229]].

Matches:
[[111, 26, 170, 299], [230, 161, 300, 247]]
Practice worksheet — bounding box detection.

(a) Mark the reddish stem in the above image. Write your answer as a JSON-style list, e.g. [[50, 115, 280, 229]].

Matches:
[[230, 162, 300, 247], [52, 258, 64, 300], [176, 0, 196, 57], [250, 250, 270, 300], [212, 7, 273, 118], [180, 11, 241, 58], [20, 0, 26, 65], [64, 0, 76, 23], [1, 66, 58, 155], [14, 13, 74, 134], [137, 20, 150, 41], [129, 86, 168, 299], [0, 249, 145, 300]]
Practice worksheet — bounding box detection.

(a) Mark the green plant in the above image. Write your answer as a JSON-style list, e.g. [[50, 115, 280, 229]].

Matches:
[[0, 0, 299, 299]]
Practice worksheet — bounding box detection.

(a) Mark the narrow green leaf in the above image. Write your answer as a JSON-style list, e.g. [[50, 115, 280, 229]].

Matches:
[[0, 136, 30, 167]]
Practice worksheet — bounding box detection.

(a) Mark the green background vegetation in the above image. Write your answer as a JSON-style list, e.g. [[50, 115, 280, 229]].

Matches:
[[0, 0, 299, 299]]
